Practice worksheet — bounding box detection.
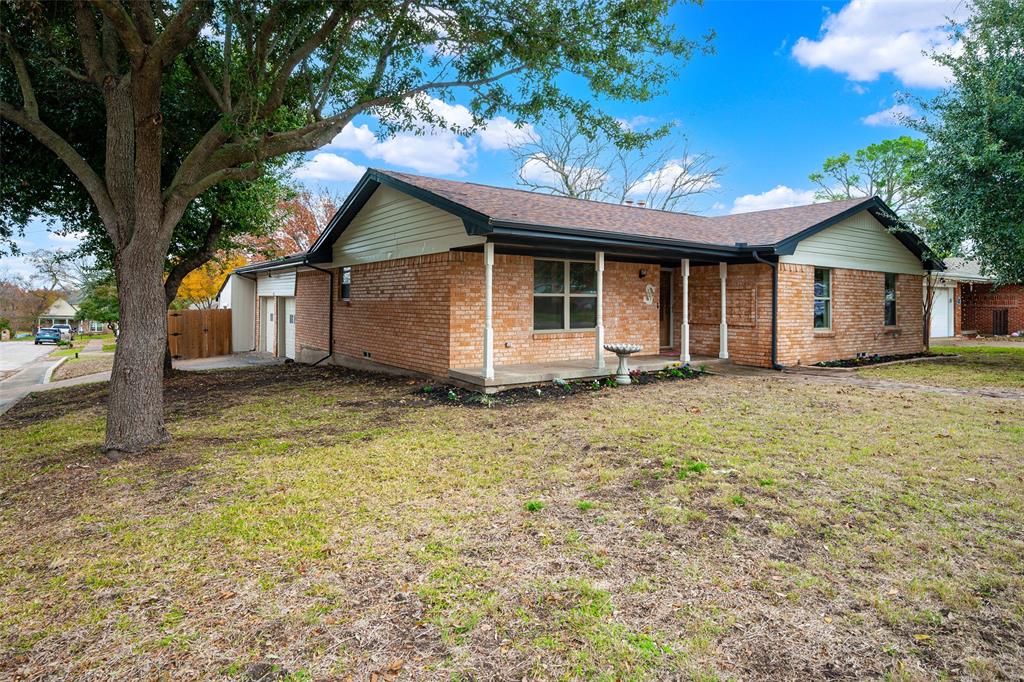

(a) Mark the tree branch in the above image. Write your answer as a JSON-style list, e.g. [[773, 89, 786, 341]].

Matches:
[[1, 34, 39, 118], [164, 215, 223, 306], [91, 0, 146, 64], [0, 102, 116, 230], [153, 0, 212, 66], [184, 52, 227, 112]]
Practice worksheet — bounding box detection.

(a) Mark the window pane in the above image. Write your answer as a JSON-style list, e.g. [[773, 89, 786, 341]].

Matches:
[[534, 296, 564, 330], [569, 262, 597, 294], [814, 299, 831, 329], [569, 297, 597, 328], [885, 300, 896, 326], [814, 268, 830, 298], [534, 260, 564, 294]]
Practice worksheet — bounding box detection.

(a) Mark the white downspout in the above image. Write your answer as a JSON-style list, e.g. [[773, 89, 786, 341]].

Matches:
[[719, 262, 729, 359], [680, 258, 690, 363], [595, 251, 605, 369], [483, 242, 495, 380]]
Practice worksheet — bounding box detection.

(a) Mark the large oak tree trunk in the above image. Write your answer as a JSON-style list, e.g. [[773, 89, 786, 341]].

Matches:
[[101, 64, 172, 456], [105, 243, 170, 455]]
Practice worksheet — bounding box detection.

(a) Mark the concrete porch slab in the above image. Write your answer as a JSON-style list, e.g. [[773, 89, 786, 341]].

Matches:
[[449, 354, 726, 393]]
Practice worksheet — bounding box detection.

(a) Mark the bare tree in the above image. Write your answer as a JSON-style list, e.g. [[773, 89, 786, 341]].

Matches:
[[28, 249, 91, 292], [513, 119, 722, 211]]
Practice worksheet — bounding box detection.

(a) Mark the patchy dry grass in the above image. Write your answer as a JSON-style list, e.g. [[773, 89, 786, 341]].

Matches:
[[1, 365, 1022, 680], [51, 354, 114, 381], [857, 345, 1024, 389]]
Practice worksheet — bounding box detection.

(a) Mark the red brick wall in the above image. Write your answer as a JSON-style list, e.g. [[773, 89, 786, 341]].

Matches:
[[777, 263, 925, 365], [672, 263, 773, 368], [295, 270, 330, 352], [961, 283, 1024, 335], [449, 253, 659, 368]]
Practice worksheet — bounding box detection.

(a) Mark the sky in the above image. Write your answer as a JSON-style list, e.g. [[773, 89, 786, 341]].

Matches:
[[2, 0, 969, 281]]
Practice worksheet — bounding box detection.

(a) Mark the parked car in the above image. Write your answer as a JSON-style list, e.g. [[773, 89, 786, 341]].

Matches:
[[34, 328, 62, 345], [50, 323, 74, 340]]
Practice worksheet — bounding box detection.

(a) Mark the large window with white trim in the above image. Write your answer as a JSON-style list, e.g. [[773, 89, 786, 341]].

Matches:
[[813, 267, 831, 329], [533, 259, 597, 331]]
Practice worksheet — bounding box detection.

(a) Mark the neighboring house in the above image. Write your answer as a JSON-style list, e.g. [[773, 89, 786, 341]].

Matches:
[[942, 259, 1023, 336], [923, 259, 993, 339], [37, 293, 108, 334], [222, 169, 942, 391]]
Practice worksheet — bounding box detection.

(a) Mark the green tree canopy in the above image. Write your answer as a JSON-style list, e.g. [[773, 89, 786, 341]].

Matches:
[[912, 0, 1024, 284], [75, 271, 119, 330], [809, 136, 929, 225]]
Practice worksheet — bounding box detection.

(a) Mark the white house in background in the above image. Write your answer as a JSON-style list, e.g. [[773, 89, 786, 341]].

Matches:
[[926, 259, 996, 339], [37, 293, 108, 334]]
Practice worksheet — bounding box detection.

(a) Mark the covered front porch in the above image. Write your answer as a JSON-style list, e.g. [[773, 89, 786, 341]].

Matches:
[[448, 236, 772, 391]]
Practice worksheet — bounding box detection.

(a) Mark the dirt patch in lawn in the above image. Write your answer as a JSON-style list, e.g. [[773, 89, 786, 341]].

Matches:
[[1, 365, 1022, 680], [51, 354, 115, 381]]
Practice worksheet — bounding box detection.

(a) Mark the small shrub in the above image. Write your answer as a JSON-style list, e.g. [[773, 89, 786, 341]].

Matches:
[[524, 500, 543, 512]]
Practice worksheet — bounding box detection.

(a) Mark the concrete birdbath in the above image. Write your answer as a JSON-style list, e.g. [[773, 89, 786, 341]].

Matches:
[[604, 343, 642, 385]]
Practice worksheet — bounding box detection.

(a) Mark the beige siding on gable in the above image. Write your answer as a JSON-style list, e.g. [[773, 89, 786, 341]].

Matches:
[[779, 210, 925, 275], [330, 185, 483, 266]]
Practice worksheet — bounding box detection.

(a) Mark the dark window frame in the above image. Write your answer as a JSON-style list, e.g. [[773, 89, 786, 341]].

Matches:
[[338, 266, 352, 302], [884, 273, 897, 326], [533, 259, 598, 332]]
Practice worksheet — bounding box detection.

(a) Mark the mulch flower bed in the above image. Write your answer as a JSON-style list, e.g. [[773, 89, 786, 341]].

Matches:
[[418, 363, 705, 407], [813, 351, 953, 368]]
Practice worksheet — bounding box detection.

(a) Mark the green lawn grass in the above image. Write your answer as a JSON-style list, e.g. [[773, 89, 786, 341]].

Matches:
[[857, 345, 1024, 389], [1, 366, 1021, 680]]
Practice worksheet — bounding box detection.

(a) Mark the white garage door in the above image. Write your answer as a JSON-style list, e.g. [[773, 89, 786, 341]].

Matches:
[[931, 288, 953, 338], [284, 297, 296, 359]]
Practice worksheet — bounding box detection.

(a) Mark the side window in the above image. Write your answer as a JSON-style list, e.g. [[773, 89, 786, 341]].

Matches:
[[884, 273, 897, 326], [813, 268, 831, 329], [339, 266, 351, 301]]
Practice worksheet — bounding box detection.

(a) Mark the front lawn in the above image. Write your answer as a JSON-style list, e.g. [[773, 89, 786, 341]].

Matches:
[[51, 353, 115, 381], [1, 366, 1021, 680], [857, 345, 1024, 389]]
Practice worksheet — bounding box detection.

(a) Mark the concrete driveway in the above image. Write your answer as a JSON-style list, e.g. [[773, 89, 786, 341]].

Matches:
[[0, 341, 56, 373]]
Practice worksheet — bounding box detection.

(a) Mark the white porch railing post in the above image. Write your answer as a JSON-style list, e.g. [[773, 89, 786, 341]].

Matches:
[[483, 242, 495, 380], [719, 261, 729, 359], [595, 251, 605, 369], [680, 258, 690, 363]]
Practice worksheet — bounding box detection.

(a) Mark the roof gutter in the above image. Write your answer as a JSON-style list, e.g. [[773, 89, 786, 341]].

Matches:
[[751, 249, 784, 371]]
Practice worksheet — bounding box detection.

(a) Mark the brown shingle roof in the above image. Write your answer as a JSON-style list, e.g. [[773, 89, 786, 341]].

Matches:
[[377, 169, 871, 247]]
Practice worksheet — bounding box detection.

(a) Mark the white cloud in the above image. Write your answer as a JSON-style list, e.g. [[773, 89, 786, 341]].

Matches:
[[317, 97, 534, 177], [626, 159, 721, 197], [476, 116, 537, 151], [730, 186, 817, 214], [616, 114, 657, 130], [518, 153, 605, 191], [294, 153, 367, 182], [851, 83, 870, 95], [862, 103, 916, 126], [792, 0, 969, 87], [711, 202, 726, 212]]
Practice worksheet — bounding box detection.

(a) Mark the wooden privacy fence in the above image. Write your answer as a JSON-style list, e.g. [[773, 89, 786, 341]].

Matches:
[[167, 309, 232, 360]]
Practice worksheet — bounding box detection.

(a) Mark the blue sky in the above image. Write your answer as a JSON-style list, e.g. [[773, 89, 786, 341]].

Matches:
[[3, 0, 967, 279]]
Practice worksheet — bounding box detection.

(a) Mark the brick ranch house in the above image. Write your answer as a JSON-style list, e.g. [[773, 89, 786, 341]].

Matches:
[[932, 259, 1022, 338], [222, 169, 943, 391]]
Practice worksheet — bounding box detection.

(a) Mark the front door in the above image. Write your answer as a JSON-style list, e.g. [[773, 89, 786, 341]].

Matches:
[[659, 269, 673, 348]]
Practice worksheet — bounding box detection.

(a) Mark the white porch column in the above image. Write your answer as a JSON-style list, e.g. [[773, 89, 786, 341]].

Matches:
[[483, 242, 495, 380], [719, 261, 729, 359], [595, 252, 605, 369], [680, 258, 690, 363]]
